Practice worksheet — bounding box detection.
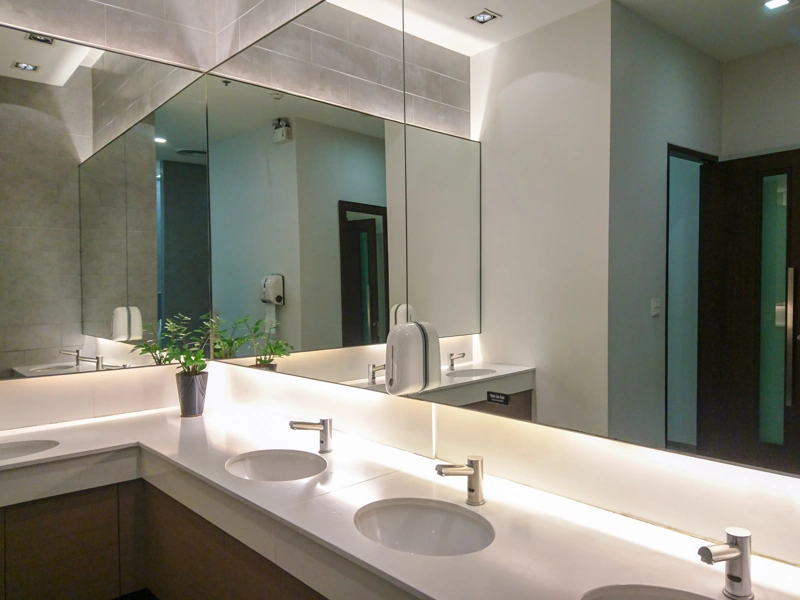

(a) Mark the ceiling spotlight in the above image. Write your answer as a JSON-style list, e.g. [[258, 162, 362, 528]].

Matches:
[[471, 9, 501, 24], [27, 33, 54, 45], [13, 62, 38, 71], [154, 137, 167, 144], [765, 0, 790, 9]]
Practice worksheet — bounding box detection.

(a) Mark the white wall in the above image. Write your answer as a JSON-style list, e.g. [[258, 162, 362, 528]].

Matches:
[[406, 126, 481, 338], [294, 118, 388, 351], [208, 126, 302, 349], [472, 2, 612, 436], [722, 43, 800, 160], [608, 2, 722, 447]]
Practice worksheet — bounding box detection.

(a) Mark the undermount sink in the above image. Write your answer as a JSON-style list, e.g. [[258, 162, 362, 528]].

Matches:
[[30, 364, 75, 372], [582, 585, 714, 600], [354, 498, 495, 556], [446, 368, 498, 378], [0, 440, 59, 461], [225, 449, 328, 482]]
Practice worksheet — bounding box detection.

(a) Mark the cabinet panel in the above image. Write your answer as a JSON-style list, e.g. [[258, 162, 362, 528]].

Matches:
[[119, 480, 146, 596], [5, 485, 120, 600], [222, 534, 282, 600], [1, 507, 5, 600], [144, 484, 227, 600]]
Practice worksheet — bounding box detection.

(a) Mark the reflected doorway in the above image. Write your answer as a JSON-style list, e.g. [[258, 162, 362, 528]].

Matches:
[[338, 201, 390, 347]]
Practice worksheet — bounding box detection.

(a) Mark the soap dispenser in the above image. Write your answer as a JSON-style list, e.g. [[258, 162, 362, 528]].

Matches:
[[385, 322, 441, 395]]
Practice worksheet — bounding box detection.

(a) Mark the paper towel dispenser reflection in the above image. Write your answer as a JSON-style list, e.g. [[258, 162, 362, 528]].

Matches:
[[385, 322, 441, 396], [261, 275, 285, 305]]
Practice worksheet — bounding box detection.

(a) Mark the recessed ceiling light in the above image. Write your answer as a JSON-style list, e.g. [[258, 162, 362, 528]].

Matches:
[[766, 0, 790, 9], [471, 9, 501, 24], [27, 33, 54, 45], [154, 137, 167, 144], [13, 62, 38, 72]]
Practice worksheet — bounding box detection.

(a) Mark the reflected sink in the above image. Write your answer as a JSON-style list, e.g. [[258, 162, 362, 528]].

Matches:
[[30, 364, 75, 373], [446, 368, 498, 378], [583, 586, 714, 600], [225, 449, 327, 482], [354, 498, 495, 556], [0, 440, 59, 461]]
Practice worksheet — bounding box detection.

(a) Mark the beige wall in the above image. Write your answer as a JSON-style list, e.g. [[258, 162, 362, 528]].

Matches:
[[0, 67, 95, 378]]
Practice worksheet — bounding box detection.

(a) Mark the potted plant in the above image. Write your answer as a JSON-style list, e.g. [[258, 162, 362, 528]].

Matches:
[[132, 323, 171, 365], [213, 316, 250, 359], [245, 319, 293, 371], [162, 314, 214, 417]]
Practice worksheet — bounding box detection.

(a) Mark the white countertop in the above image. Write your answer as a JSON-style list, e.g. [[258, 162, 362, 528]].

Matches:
[[0, 396, 797, 600], [342, 362, 535, 398]]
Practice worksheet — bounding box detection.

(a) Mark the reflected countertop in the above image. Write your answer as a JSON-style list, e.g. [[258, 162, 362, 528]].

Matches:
[[0, 393, 797, 600]]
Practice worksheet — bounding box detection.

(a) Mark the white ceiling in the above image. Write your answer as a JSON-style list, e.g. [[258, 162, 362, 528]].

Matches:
[[155, 78, 209, 164], [0, 26, 101, 86], [329, 0, 606, 56], [617, 0, 800, 62]]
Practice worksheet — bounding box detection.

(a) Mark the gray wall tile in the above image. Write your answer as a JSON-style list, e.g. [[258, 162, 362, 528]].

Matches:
[[213, 46, 272, 85], [440, 75, 470, 111], [405, 63, 441, 102], [216, 20, 239, 64], [99, 0, 165, 19], [348, 11, 402, 60], [349, 77, 403, 122], [405, 33, 470, 83], [271, 51, 349, 106], [239, 0, 296, 50], [294, 2, 347, 40], [215, 0, 259, 32], [106, 6, 214, 69], [165, 0, 215, 32], [0, 0, 106, 46], [381, 55, 403, 91], [256, 22, 310, 62], [409, 95, 470, 138], [311, 30, 381, 83]]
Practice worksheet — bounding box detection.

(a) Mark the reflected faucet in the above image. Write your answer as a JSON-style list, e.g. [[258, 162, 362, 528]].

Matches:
[[59, 350, 130, 371], [368, 363, 386, 386], [448, 353, 466, 372], [698, 527, 753, 600], [435, 455, 485, 506], [289, 418, 333, 454], [59, 349, 81, 366]]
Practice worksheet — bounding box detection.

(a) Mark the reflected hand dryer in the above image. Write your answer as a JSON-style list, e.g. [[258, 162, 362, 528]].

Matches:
[[385, 322, 441, 395], [261, 275, 285, 305]]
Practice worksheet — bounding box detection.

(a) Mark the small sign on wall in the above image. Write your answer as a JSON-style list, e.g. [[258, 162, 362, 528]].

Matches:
[[487, 391, 511, 405]]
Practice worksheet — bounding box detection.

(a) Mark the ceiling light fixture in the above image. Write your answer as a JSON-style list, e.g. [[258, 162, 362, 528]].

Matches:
[[13, 62, 38, 71], [27, 33, 54, 45], [154, 137, 167, 144], [765, 0, 790, 9], [471, 9, 501, 24]]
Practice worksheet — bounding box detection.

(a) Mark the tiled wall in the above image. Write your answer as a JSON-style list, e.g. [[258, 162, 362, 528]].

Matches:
[[214, 2, 471, 137], [214, 0, 323, 66], [0, 0, 215, 70], [91, 50, 202, 151], [80, 119, 158, 339], [0, 68, 95, 379]]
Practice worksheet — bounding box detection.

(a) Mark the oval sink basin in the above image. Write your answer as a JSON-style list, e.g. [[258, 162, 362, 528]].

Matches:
[[30, 364, 75, 372], [225, 449, 327, 482], [354, 498, 495, 556], [446, 368, 498, 378], [583, 586, 714, 600], [0, 440, 59, 461]]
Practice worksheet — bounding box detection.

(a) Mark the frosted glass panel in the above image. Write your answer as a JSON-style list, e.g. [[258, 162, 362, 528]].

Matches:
[[759, 173, 788, 445]]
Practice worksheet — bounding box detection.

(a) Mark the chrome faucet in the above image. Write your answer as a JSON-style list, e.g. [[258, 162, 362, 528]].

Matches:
[[289, 418, 333, 454], [59, 349, 81, 366], [368, 363, 386, 385], [698, 527, 753, 600], [448, 353, 466, 372], [435, 455, 485, 506]]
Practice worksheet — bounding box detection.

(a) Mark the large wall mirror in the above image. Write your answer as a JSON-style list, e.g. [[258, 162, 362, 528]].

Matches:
[[6, 0, 796, 480]]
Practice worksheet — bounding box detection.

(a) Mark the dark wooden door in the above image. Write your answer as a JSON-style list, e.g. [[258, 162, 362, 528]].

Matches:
[[698, 149, 800, 473]]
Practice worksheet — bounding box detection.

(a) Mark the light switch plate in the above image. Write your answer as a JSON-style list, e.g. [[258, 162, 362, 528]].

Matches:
[[651, 299, 661, 318]]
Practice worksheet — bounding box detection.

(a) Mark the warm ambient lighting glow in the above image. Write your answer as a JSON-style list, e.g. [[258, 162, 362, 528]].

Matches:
[[766, 0, 790, 9], [154, 137, 167, 144]]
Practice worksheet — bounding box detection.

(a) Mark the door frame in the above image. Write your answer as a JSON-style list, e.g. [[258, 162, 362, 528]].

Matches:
[[665, 144, 718, 452], [337, 201, 390, 345]]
